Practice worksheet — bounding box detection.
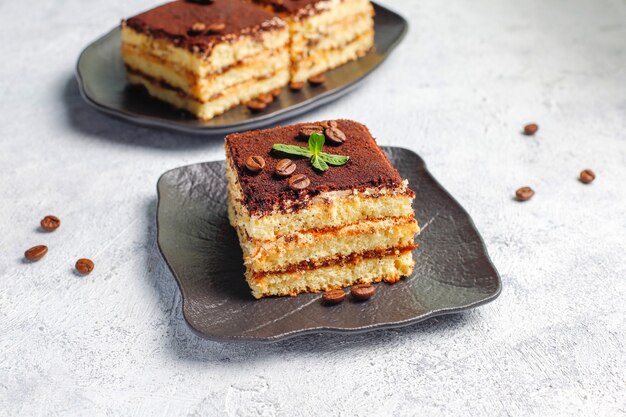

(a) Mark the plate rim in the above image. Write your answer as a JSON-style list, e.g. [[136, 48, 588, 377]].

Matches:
[[75, 2, 409, 135], [156, 146, 502, 343]]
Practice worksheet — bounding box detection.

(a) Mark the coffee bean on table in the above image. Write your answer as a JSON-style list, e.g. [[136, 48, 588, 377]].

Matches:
[[322, 289, 346, 305], [351, 283, 376, 301], [245, 155, 266, 173], [25, 245, 48, 262], [515, 186, 535, 202], [75, 258, 95, 275], [324, 126, 346, 145], [523, 123, 539, 135], [308, 74, 326, 85], [288, 174, 310, 190], [275, 159, 296, 177], [40, 215, 61, 232], [245, 99, 267, 112], [289, 81, 305, 91], [298, 124, 323, 138], [579, 169, 595, 184]]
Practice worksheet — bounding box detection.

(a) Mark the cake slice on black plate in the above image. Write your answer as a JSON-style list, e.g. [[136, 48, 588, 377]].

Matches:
[[225, 119, 419, 298], [121, 0, 290, 120]]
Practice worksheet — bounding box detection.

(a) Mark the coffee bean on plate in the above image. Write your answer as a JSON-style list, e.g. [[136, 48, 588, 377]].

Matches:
[[515, 186, 535, 202], [75, 258, 95, 275], [245, 99, 267, 112], [40, 215, 61, 232], [523, 123, 538, 136], [275, 159, 296, 177], [288, 174, 310, 190], [308, 74, 326, 85], [322, 289, 346, 305], [257, 93, 274, 105], [579, 169, 595, 184], [25, 245, 48, 262], [245, 155, 266, 173], [351, 283, 376, 301], [288, 81, 305, 91]]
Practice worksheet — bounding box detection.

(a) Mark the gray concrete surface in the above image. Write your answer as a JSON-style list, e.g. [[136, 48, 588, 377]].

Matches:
[[1, 0, 625, 415]]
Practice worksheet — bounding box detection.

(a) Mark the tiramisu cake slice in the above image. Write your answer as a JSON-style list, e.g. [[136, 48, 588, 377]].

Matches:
[[225, 120, 419, 298], [121, 0, 289, 120], [252, 0, 375, 83]]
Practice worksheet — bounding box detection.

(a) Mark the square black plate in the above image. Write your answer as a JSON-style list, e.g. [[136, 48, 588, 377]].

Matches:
[[156, 147, 502, 342], [76, 3, 408, 135]]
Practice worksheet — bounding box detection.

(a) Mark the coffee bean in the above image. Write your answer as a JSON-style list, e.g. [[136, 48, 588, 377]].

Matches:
[[275, 159, 296, 177], [322, 289, 346, 305], [206, 23, 226, 33], [270, 88, 281, 97], [289, 81, 305, 91], [308, 74, 326, 85], [257, 93, 274, 105], [245, 155, 266, 173], [246, 99, 267, 112], [324, 126, 346, 145], [288, 174, 310, 190], [298, 124, 323, 138], [515, 186, 535, 201], [351, 283, 375, 301], [579, 169, 595, 184], [523, 123, 539, 135], [75, 258, 95, 275], [25, 245, 48, 262], [40, 215, 61, 232], [323, 120, 338, 129]]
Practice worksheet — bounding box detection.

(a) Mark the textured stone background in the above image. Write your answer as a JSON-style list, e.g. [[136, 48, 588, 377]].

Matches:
[[1, 0, 625, 415]]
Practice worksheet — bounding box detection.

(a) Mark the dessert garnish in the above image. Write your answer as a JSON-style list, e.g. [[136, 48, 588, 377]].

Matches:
[[351, 283, 376, 301], [245, 155, 266, 173], [272, 133, 348, 171], [275, 159, 296, 177], [322, 289, 346, 305], [288, 173, 310, 190]]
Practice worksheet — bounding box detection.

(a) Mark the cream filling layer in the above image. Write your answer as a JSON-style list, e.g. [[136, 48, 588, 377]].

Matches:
[[247, 250, 415, 298], [127, 68, 289, 120], [123, 45, 289, 101], [236, 216, 418, 273]]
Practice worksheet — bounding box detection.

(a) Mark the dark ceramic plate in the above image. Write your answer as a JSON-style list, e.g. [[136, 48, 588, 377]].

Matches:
[[156, 147, 502, 342], [76, 3, 407, 135]]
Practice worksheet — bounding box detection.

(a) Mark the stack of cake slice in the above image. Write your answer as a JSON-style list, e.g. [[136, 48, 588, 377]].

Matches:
[[253, 0, 375, 82], [121, 0, 290, 120], [225, 119, 419, 298]]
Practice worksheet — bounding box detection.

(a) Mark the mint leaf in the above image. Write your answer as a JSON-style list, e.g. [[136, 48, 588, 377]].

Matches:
[[272, 144, 313, 158], [308, 133, 325, 155], [319, 152, 349, 166], [311, 155, 329, 171]]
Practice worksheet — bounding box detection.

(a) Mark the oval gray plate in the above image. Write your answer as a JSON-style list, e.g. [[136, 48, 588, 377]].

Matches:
[[76, 3, 408, 135], [156, 147, 502, 342]]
